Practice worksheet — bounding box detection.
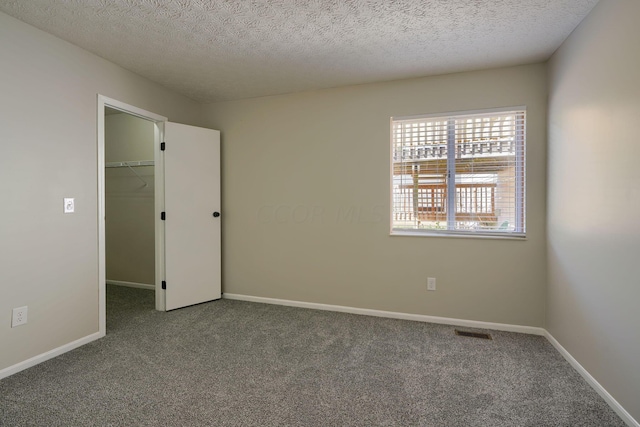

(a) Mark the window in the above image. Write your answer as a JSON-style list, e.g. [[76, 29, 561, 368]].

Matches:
[[391, 109, 525, 237]]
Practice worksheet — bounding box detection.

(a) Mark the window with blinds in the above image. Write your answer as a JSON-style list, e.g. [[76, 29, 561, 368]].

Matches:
[[391, 109, 526, 236]]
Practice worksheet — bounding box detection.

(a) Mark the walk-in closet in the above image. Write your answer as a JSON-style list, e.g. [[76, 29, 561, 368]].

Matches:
[[105, 108, 156, 295]]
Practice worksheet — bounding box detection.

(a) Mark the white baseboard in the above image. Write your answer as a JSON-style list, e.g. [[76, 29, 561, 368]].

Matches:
[[544, 331, 639, 427], [0, 331, 103, 380], [107, 280, 155, 290], [222, 293, 545, 336]]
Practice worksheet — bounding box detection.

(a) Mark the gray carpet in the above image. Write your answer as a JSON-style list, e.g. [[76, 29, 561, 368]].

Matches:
[[0, 285, 626, 427]]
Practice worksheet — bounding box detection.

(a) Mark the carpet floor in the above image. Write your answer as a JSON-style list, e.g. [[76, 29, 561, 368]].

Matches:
[[0, 285, 626, 426]]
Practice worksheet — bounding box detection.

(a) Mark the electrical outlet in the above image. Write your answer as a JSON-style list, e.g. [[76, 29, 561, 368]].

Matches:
[[427, 277, 436, 291], [12, 306, 28, 327], [64, 198, 75, 213]]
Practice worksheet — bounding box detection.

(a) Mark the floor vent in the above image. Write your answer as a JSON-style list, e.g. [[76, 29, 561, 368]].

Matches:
[[455, 329, 492, 340]]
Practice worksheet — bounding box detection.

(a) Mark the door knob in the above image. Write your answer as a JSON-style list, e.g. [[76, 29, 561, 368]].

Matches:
[[213, 212, 220, 218]]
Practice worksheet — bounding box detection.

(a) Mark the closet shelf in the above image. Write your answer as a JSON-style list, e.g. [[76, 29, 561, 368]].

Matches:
[[106, 160, 154, 168]]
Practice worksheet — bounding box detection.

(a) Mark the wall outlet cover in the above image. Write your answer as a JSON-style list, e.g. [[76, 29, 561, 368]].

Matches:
[[12, 306, 28, 327]]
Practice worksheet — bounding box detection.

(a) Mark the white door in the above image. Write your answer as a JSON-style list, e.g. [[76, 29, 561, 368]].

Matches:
[[164, 122, 221, 310]]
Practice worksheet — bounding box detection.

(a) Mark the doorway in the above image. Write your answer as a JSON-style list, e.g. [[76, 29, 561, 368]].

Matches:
[[104, 107, 156, 312], [98, 96, 167, 337], [105, 107, 156, 307]]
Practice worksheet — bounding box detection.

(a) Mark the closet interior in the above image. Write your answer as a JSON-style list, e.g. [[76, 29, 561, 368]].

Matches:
[[105, 108, 156, 295]]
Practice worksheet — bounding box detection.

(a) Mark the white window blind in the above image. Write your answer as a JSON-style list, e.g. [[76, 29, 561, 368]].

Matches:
[[391, 109, 526, 236]]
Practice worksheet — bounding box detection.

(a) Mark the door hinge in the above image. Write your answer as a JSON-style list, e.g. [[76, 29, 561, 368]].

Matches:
[[161, 142, 166, 151], [161, 280, 166, 290], [161, 212, 166, 220]]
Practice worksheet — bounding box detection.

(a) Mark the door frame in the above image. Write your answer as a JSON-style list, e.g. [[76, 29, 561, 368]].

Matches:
[[97, 95, 167, 336]]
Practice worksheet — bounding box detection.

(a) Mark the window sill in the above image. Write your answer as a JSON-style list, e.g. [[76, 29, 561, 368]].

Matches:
[[390, 230, 527, 241]]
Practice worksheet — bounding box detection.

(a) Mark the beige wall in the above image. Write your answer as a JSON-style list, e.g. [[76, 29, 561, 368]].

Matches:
[[203, 64, 548, 326], [105, 112, 155, 163], [0, 12, 203, 371], [105, 113, 155, 286], [547, 0, 640, 421]]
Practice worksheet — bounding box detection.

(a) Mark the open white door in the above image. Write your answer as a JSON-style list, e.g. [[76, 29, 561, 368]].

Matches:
[[164, 122, 221, 310]]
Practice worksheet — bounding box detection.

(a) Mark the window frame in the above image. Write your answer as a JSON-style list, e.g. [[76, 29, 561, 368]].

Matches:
[[389, 107, 526, 239]]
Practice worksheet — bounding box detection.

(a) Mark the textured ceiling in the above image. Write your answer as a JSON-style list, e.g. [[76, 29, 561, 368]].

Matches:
[[0, 0, 599, 102]]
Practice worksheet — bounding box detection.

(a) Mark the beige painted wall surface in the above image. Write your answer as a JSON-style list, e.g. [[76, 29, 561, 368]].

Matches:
[[105, 112, 155, 163], [203, 64, 548, 326], [105, 113, 155, 286], [547, 0, 640, 421], [0, 12, 202, 371]]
